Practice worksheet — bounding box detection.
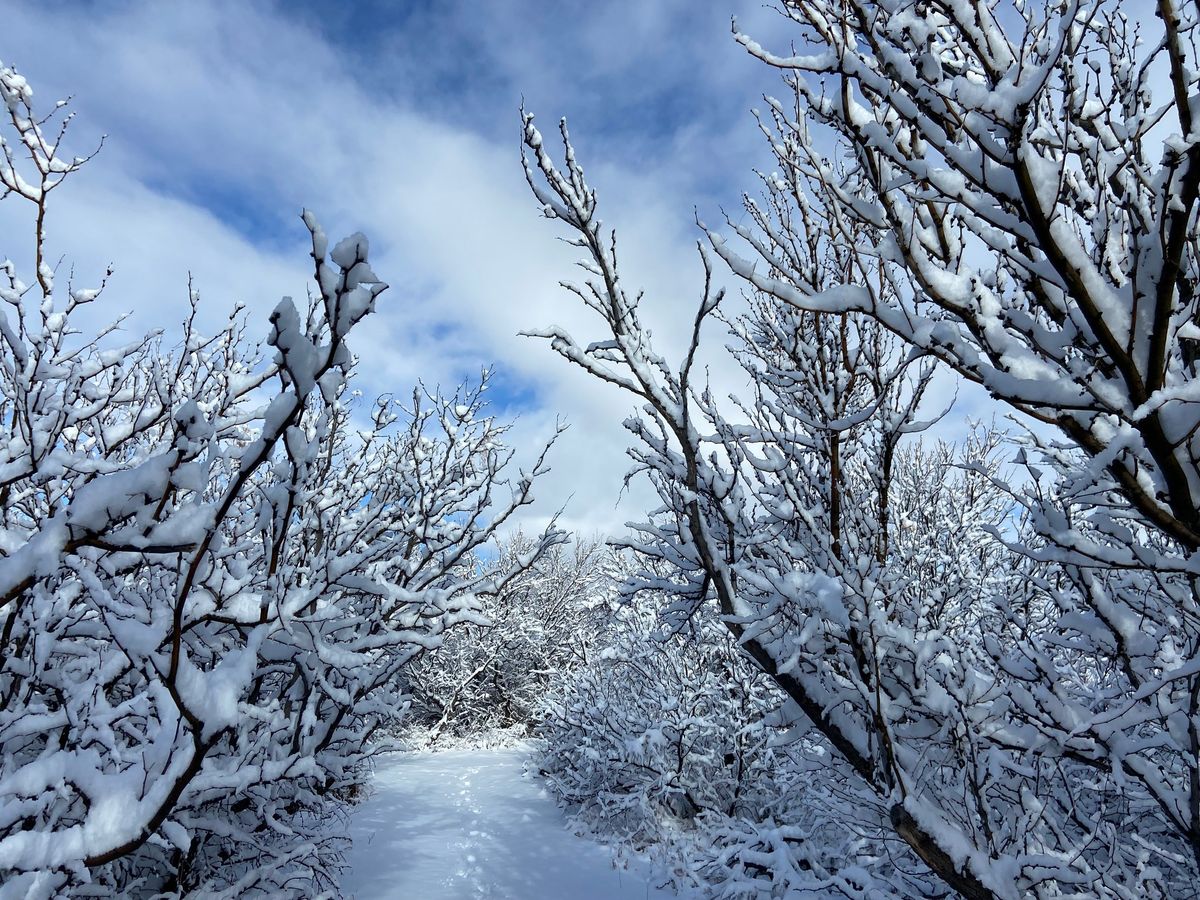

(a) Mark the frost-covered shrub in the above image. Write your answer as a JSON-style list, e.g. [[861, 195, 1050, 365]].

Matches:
[[538, 594, 929, 899], [539, 598, 777, 848], [0, 61, 558, 896], [406, 535, 617, 742]]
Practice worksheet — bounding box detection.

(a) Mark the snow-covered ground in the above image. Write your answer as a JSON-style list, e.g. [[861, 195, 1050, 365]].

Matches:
[[341, 746, 691, 899]]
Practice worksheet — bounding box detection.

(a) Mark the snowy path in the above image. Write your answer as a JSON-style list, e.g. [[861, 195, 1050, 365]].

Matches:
[[341, 746, 689, 900]]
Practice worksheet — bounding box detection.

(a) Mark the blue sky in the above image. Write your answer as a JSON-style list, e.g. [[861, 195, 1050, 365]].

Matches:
[[0, 0, 973, 534]]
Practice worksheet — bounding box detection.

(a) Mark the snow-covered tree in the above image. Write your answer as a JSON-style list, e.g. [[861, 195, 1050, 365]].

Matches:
[[521, 0, 1200, 882], [0, 60, 560, 896], [709, 0, 1200, 893]]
